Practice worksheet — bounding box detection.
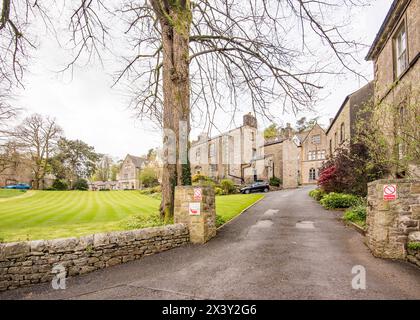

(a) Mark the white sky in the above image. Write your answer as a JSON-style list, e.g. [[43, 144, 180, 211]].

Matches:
[[14, 0, 393, 159]]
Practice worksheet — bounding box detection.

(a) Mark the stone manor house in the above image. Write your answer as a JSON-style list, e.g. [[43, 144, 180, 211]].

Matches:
[[89, 154, 147, 190], [190, 113, 331, 188], [190, 0, 420, 186], [189, 79, 376, 188]]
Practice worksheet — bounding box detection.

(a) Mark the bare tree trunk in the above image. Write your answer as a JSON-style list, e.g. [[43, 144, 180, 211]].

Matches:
[[159, 6, 192, 222]]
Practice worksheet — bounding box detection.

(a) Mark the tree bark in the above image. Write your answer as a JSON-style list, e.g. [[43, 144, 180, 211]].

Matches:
[[158, 4, 192, 222]]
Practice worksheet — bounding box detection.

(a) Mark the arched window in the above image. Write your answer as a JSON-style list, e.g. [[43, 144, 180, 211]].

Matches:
[[309, 168, 316, 181]]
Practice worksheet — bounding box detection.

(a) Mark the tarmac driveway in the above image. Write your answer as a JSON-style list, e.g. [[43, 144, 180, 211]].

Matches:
[[1, 186, 420, 299]]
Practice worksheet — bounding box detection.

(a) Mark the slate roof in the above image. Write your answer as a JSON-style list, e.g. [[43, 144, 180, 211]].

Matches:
[[127, 154, 147, 168]]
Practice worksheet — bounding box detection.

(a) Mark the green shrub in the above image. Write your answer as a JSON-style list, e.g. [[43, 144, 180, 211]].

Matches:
[[99, 188, 111, 191], [407, 242, 420, 250], [320, 192, 361, 209], [139, 185, 161, 195], [192, 174, 210, 183], [122, 214, 164, 230], [52, 179, 68, 191], [215, 215, 226, 227], [139, 167, 159, 188], [309, 188, 326, 201], [198, 179, 216, 188], [148, 192, 162, 200], [343, 205, 367, 227], [214, 187, 224, 196], [73, 179, 89, 190], [151, 185, 161, 193], [220, 179, 235, 195], [269, 177, 281, 187]]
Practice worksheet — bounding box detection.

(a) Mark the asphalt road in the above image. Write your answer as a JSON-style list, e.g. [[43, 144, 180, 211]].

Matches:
[[1, 186, 420, 300]]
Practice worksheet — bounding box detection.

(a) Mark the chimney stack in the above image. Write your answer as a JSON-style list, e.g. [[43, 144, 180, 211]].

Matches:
[[198, 132, 209, 142], [284, 123, 293, 138], [243, 112, 257, 128]]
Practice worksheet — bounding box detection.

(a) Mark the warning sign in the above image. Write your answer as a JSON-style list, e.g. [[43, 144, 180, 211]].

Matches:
[[193, 187, 202, 201], [383, 184, 397, 201], [189, 202, 201, 216]]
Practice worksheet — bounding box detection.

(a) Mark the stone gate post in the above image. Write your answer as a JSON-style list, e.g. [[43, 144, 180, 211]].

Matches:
[[366, 179, 420, 262], [174, 185, 216, 244]]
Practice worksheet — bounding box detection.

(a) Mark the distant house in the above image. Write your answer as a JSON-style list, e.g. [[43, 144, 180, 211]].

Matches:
[[297, 123, 328, 185], [88, 154, 147, 191], [0, 155, 54, 189], [89, 180, 118, 191], [116, 154, 147, 190]]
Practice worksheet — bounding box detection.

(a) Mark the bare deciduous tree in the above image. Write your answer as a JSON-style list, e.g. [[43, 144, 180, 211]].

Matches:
[[13, 114, 63, 189], [0, 0, 370, 219], [0, 140, 19, 174]]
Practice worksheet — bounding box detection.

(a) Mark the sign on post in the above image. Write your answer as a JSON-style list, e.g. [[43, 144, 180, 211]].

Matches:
[[383, 184, 397, 201], [193, 187, 202, 201], [189, 202, 201, 216]]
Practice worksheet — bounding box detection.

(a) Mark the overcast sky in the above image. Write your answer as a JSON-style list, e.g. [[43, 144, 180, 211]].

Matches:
[[14, 0, 393, 159]]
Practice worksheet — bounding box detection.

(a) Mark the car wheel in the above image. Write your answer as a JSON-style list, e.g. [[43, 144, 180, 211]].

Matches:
[[245, 189, 250, 194], [264, 188, 269, 193]]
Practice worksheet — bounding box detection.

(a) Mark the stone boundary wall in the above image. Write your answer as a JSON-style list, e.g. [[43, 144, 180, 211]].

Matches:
[[366, 179, 420, 267], [0, 224, 189, 291]]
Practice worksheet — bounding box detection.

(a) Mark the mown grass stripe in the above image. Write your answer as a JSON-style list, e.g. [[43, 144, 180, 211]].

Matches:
[[0, 191, 262, 242]]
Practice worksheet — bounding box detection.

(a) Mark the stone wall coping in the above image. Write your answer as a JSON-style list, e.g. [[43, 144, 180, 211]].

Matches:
[[175, 185, 213, 190], [0, 223, 188, 260], [368, 179, 420, 186]]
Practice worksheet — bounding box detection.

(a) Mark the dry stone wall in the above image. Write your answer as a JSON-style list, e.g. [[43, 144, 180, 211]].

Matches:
[[0, 224, 189, 291]]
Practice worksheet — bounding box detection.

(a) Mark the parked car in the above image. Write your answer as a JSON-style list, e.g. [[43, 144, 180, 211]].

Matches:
[[240, 181, 269, 194], [3, 183, 31, 190]]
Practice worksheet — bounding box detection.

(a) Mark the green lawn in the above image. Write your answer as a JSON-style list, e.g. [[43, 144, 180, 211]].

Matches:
[[0, 191, 263, 242], [216, 193, 263, 225], [0, 189, 27, 199]]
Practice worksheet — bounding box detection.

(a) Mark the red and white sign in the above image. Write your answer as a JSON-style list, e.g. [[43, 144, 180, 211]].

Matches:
[[193, 187, 202, 201], [189, 202, 201, 216], [383, 184, 397, 201]]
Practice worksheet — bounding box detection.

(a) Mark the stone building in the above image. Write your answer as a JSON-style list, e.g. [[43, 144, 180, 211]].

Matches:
[[89, 180, 119, 191], [298, 124, 328, 185], [190, 113, 259, 183], [365, 0, 419, 177], [115, 154, 147, 190], [0, 153, 54, 189], [0, 160, 33, 187], [326, 82, 374, 156], [251, 123, 328, 186]]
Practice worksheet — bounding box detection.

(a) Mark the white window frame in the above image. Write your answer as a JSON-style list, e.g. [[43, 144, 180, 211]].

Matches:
[[394, 22, 408, 78], [308, 151, 316, 161], [340, 123, 345, 143], [309, 168, 316, 180], [209, 143, 215, 158], [311, 134, 321, 144]]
